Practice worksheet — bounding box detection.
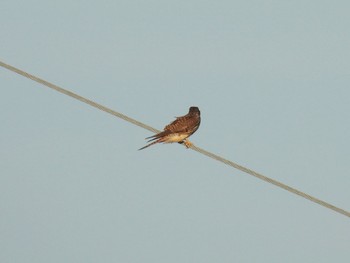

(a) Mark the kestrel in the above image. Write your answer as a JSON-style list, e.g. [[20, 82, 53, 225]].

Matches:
[[139, 106, 201, 150]]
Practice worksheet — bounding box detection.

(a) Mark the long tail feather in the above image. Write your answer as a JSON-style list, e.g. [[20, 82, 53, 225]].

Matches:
[[139, 130, 170, 150], [145, 130, 169, 142], [138, 140, 161, 150]]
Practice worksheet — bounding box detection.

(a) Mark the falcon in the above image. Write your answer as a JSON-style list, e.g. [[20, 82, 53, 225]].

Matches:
[[139, 106, 201, 150]]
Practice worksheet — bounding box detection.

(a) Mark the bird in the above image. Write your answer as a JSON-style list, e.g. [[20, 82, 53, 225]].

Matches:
[[139, 106, 201, 150]]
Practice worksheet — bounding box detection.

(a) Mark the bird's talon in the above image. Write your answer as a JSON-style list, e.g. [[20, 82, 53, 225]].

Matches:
[[183, 139, 193, 148]]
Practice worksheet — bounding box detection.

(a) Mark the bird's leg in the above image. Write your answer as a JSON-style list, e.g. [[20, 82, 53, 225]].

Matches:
[[183, 139, 193, 148]]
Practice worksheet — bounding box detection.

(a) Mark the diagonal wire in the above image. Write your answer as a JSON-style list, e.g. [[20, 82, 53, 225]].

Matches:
[[1, 60, 349, 218], [191, 145, 350, 217], [0, 61, 159, 134]]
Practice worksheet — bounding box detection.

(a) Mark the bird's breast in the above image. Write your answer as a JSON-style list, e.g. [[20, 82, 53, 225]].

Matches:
[[164, 133, 189, 143]]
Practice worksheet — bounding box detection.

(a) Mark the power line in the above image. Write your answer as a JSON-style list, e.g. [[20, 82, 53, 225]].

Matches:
[[1, 60, 349, 219], [0, 61, 159, 134]]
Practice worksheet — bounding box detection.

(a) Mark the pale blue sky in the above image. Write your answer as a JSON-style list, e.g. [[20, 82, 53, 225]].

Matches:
[[1, 1, 350, 262]]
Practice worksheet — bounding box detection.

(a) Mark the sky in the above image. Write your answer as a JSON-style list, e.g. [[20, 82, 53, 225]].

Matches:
[[1, 0, 350, 262]]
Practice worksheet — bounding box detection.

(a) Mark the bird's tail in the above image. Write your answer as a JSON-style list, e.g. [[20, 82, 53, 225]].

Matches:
[[138, 131, 170, 150], [138, 139, 161, 150]]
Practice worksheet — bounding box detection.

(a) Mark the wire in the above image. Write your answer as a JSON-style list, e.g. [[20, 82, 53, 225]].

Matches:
[[1, 60, 349, 218], [191, 145, 350, 217]]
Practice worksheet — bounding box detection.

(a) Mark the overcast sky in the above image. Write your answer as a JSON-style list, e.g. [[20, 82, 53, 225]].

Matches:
[[1, 1, 350, 262]]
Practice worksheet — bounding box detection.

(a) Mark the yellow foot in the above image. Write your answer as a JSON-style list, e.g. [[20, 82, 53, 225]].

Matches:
[[183, 139, 193, 148]]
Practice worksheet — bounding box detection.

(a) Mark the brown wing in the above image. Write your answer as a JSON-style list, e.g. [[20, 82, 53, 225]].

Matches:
[[145, 114, 200, 143], [164, 114, 200, 134], [144, 109, 200, 143]]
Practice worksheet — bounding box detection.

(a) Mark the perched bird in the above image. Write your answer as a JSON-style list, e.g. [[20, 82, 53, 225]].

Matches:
[[139, 106, 201, 150]]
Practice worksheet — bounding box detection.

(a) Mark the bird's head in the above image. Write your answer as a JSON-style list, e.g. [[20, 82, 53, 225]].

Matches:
[[189, 106, 200, 115]]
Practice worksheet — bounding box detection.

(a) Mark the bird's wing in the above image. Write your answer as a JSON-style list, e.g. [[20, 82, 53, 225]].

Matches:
[[164, 114, 200, 134], [144, 113, 200, 144]]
